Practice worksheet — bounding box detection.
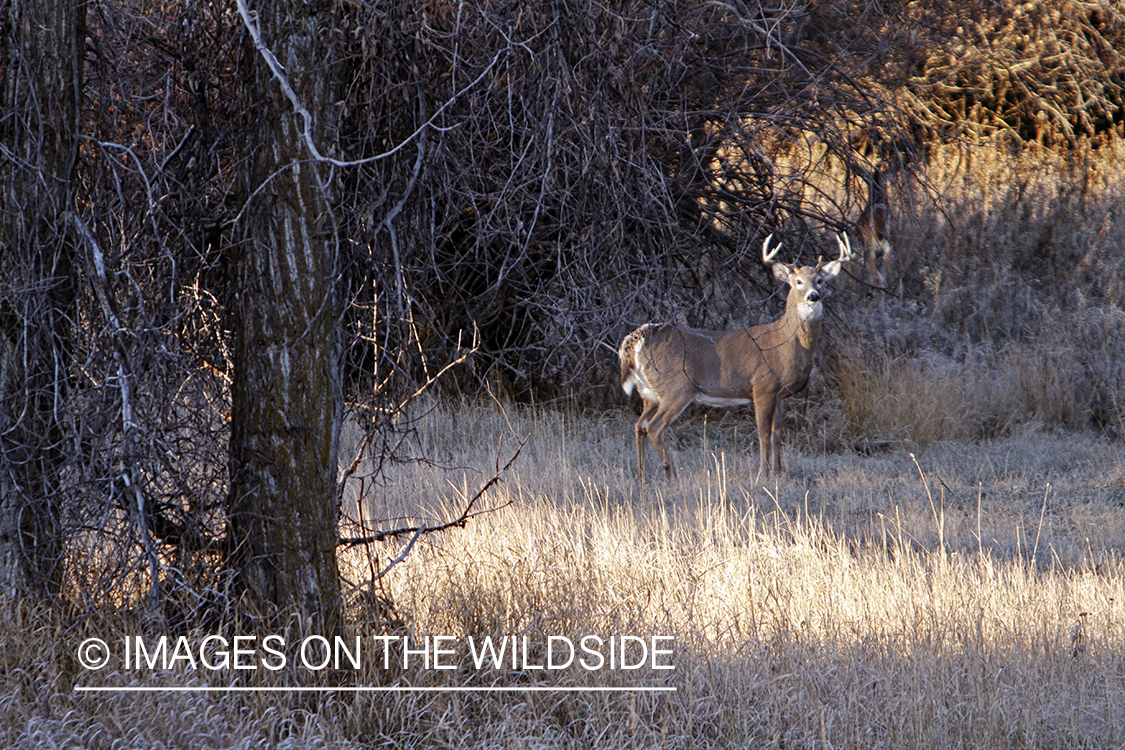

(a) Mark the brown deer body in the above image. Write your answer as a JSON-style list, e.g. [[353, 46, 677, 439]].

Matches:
[[619, 235, 853, 481], [858, 169, 892, 292]]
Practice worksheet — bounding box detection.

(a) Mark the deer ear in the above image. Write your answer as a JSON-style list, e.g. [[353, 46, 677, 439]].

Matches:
[[771, 262, 792, 283], [819, 259, 843, 280]]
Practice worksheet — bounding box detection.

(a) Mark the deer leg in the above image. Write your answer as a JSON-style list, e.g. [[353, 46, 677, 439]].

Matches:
[[880, 237, 895, 308], [881, 238, 893, 286], [878, 238, 894, 315], [634, 398, 660, 482], [865, 242, 886, 291], [753, 391, 778, 481], [771, 397, 785, 476], [646, 395, 693, 480]]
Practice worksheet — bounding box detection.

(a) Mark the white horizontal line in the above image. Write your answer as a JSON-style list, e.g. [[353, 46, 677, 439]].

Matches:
[[75, 685, 676, 693]]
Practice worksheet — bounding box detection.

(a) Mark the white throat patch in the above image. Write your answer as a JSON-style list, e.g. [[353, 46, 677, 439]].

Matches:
[[798, 298, 824, 321]]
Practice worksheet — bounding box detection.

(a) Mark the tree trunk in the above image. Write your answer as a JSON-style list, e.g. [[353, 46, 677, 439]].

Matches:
[[0, 0, 82, 602], [228, 0, 344, 636]]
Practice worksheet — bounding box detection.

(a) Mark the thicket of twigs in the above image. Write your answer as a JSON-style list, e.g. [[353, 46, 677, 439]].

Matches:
[[346, 0, 912, 401], [348, 0, 1125, 400], [895, 0, 1125, 146], [69, 0, 1125, 412]]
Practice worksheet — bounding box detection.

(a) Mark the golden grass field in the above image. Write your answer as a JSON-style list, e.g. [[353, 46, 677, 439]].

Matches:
[[366, 402, 1125, 746], [8, 397, 1123, 749]]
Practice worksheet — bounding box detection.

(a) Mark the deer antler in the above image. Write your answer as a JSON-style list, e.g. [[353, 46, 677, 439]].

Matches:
[[762, 233, 782, 265], [835, 233, 855, 264]]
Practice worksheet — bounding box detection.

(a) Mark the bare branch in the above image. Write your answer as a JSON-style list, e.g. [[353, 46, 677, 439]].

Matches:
[[341, 436, 525, 590], [235, 0, 508, 169]]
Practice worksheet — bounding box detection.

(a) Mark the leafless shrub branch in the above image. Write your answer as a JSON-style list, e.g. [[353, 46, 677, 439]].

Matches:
[[894, 0, 1125, 145]]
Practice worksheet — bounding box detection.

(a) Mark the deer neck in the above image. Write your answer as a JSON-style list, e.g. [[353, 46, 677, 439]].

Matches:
[[783, 305, 823, 353]]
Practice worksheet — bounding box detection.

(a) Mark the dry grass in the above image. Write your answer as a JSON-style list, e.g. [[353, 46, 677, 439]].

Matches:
[[8, 400, 1124, 749], [829, 326, 1122, 447], [801, 138, 1125, 451]]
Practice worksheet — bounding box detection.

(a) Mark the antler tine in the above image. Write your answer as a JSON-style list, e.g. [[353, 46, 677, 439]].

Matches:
[[762, 233, 782, 265], [836, 232, 855, 263]]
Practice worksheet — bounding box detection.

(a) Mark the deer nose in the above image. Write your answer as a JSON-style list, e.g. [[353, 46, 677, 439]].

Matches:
[[807, 289, 821, 303]]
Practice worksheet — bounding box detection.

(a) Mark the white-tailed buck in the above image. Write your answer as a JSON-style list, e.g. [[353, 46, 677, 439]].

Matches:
[[619, 234, 854, 482], [858, 169, 892, 292]]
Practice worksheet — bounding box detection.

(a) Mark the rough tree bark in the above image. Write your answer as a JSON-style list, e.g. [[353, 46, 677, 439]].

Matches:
[[228, 0, 344, 635], [0, 0, 82, 602]]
